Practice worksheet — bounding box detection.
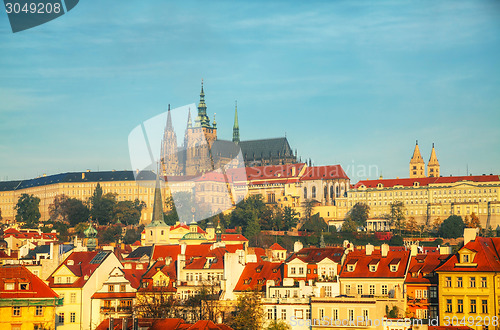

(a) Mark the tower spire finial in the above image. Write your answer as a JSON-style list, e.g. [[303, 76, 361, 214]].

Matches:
[[232, 100, 240, 143]]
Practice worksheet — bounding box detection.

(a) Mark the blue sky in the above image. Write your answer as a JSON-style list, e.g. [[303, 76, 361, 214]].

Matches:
[[1, 0, 499, 182]]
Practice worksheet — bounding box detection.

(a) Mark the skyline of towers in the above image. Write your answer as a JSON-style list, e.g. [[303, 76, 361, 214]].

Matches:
[[409, 141, 440, 178]]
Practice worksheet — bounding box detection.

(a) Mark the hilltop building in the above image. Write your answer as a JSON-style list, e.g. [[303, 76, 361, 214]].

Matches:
[[159, 81, 298, 177]]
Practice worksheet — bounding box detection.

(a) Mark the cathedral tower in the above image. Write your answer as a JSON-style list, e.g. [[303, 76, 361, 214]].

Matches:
[[409, 140, 426, 178], [427, 143, 440, 177], [161, 105, 180, 176], [232, 101, 240, 143], [184, 80, 218, 175]]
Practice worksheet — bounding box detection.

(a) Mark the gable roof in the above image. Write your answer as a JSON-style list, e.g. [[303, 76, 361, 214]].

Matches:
[[234, 261, 283, 292], [288, 247, 345, 264], [436, 237, 500, 272], [405, 253, 451, 284], [48, 250, 113, 288], [0, 265, 59, 299], [340, 249, 410, 278], [239, 137, 295, 162], [125, 246, 152, 260], [269, 243, 286, 251]]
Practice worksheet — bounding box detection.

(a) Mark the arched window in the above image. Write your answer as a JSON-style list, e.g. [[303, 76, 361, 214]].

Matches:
[[303, 187, 307, 199], [324, 186, 328, 199], [336, 186, 340, 198], [312, 186, 316, 199], [330, 186, 334, 199]]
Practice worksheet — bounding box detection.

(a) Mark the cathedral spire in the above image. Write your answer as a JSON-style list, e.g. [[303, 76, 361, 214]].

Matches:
[[197, 79, 210, 127], [166, 104, 173, 131], [187, 108, 192, 128], [409, 140, 426, 178], [427, 143, 440, 177], [232, 101, 240, 143]]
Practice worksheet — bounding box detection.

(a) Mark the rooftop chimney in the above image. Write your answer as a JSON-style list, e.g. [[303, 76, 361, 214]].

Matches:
[[381, 243, 389, 257], [294, 241, 303, 253], [365, 244, 374, 256], [464, 227, 479, 246]]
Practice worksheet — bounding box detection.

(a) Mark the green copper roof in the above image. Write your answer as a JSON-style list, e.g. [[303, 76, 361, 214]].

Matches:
[[180, 232, 207, 240]]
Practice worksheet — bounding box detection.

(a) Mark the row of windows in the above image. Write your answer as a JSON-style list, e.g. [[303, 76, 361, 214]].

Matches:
[[444, 276, 487, 288], [58, 312, 77, 324], [12, 306, 44, 316], [445, 298, 489, 314], [318, 307, 369, 322], [185, 273, 223, 282], [267, 308, 311, 321]]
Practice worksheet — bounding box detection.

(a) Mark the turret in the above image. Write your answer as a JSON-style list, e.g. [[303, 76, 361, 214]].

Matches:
[[427, 143, 440, 177], [409, 140, 426, 178]]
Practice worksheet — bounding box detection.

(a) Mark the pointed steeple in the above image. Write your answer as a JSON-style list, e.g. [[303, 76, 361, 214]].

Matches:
[[197, 79, 210, 128], [147, 166, 167, 227], [427, 143, 440, 177], [232, 101, 240, 143], [409, 140, 426, 178], [166, 104, 173, 131], [187, 108, 192, 128]]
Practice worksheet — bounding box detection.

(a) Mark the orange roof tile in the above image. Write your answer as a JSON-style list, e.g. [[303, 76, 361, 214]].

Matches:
[[234, 261, 283, 292], [354, 175, 499, 189], [436, 237, 500, 272], [340, 249, 410, 278], [0, 265, 59, 299]]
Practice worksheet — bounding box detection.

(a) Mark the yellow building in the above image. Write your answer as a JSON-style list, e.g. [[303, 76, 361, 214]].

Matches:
[[0, 265, 62, 330], [435, 231, 500, 330], [337, 144, 499, 228]]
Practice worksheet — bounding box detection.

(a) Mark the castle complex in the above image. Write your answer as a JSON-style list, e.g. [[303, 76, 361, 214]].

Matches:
[[160, 81, 298, 177]]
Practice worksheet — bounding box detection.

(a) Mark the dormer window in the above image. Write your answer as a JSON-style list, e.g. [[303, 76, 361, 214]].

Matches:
[[390, 265, 397, 272], [347, 265, 355, 272], [369, 265, 376, 272], [19, 283, 28, 290], [4, 283, 14, 290], [462, 254, 469, 263]]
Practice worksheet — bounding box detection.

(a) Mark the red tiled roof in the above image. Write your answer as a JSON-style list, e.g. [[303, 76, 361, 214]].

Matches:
[[92, 292, 136, 299], [234, 261, 283, 292], [170, 223, 207, 234], [301, 165, 349, 180], [269, 243, 286, 251], [184, 248, 227, 270], [4, 228, 57, 240], [288, 247, 345, 264], [405, 253, 451, 284], [220, 234, 248, 242], [123, 264, 149, 289], [48, 250, 112, 288], [340, 249, 410, 278], [354, 175, 499, 189], [0, 265, 59, 299], [436, 237, 500, 272], [151, 244, 214, 261]]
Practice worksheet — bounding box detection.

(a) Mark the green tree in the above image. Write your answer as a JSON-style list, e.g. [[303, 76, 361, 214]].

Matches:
[[347, 202, 370, 227], [113, 199, 145, 225], [341, 218, 358, 232], [98, 225, 122, 244], [388, 201, 406, 236], [302, 213, 327, 234], [123, 226, 143, 244], [48, 194, 69, 221], [266, 320, 291, 330], [89, 183, 116, 225], [282, 206, 299, 231], [438, 215, 465, 238], [74, 222, 89, 237], [244, 213, 261, 246], [65, 198, 90, 227], [230, 194, 266, 233], [15, 194, 41, 228], [230, 290, 264, 330], [302, 199, 315, 223]]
